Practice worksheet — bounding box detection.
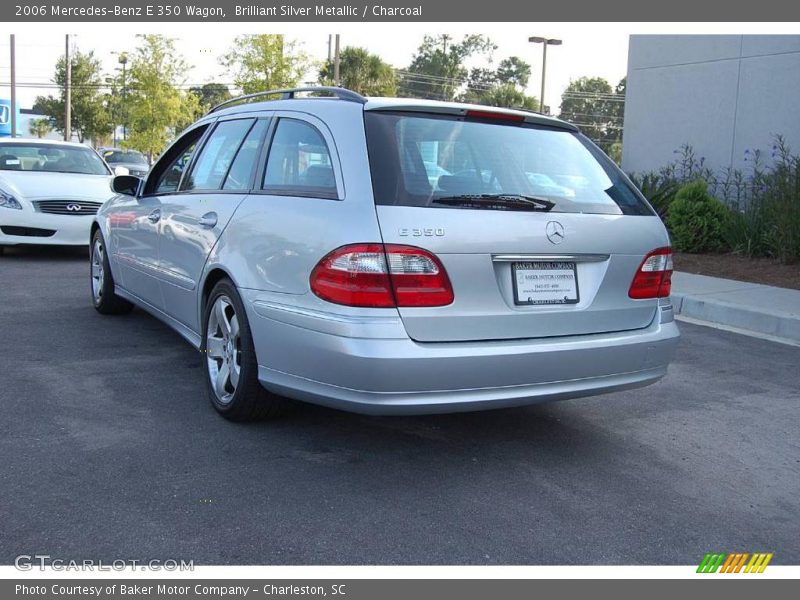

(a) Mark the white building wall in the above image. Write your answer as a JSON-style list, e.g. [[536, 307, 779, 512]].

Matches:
[[622, 35, 800, 175], [18, 112, 65, 141]]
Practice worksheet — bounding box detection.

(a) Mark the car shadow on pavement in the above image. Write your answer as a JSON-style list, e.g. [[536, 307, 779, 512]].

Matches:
[[0, 245, 88, 261], [235, 395, 607, 465]]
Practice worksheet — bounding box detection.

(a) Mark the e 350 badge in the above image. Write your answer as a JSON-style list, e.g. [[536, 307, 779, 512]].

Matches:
[[398, 228, 445, 237]]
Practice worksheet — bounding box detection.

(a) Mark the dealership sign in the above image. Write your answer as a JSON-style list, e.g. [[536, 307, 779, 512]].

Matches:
[[0, 99, 20, 137]]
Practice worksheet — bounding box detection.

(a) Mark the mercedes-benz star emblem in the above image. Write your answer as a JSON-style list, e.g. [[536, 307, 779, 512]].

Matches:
[[66, 203, 82, 212], [546, 221, 565, 245]]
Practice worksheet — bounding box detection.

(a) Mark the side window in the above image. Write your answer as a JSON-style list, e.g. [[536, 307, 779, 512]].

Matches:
[[263, 119, 337, 198], [182, 119, 254, 191], [147, 125, 208, 195], [223, 120, 268, 191]]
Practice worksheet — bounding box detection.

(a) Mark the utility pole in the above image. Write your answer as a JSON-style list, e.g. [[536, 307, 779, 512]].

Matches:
[[333, 34, 340, 86], [9, 35, 16, 138], [64, 34, 72, 141], [327, 34, 332, 64]]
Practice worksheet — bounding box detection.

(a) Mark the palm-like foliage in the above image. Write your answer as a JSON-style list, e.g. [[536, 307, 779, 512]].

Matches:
[[320, 47, 397, 97]]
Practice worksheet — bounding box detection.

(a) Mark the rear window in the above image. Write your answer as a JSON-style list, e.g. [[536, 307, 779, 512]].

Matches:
[[364, 112, 653, 216]]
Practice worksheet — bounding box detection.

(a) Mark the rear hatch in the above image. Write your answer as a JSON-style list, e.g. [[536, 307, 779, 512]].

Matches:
[[364, 106, 670, 343]]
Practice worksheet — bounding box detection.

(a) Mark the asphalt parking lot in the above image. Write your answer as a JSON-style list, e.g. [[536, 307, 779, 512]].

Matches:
[[1, 246, 798, 565]]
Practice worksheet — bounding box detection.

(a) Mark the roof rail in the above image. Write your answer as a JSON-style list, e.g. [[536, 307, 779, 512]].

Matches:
[[207, 86, 367, 114]]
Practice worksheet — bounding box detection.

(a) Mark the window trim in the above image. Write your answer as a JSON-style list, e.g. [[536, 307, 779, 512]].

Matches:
[[254, 112, 344, 201]]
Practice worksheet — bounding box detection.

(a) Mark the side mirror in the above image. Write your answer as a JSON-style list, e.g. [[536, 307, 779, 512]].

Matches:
[[114, 166, 130, 176], [112, 174, 142, 197]]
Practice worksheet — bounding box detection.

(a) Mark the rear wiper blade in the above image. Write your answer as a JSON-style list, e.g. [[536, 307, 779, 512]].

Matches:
[[432, 194, 555, 212]]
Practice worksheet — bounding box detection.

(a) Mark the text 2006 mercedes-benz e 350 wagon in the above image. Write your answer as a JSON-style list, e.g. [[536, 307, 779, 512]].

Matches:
[[91, 87, 679, 421]]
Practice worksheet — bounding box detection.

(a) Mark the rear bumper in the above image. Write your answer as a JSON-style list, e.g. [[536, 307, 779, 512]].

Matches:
[[0, 210, 94, 246], [247, 295, 680, 415]]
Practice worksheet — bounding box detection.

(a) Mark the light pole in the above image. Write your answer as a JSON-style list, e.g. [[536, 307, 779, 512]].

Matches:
[[529, 36, 562, 114], [112, 51, 128, 141], [105, 77, 117, 147]]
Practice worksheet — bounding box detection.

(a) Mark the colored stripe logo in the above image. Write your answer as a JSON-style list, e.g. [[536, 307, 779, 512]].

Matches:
[[697, 552, 773, 573]]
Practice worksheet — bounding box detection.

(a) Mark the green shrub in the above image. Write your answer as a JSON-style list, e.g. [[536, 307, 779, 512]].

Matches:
[[666, 181, 731, 253], [632, 136, 800, 262], [725, 139, 800, 264], [628, 171, 680, 216]]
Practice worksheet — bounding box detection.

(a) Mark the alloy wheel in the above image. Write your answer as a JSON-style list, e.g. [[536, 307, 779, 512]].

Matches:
[[91, 239, 104, 302], [206, 295, 241, 404]]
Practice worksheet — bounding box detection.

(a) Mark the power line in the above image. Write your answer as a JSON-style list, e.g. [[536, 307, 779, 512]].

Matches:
[[569, 122, 624, 130], [561, 112, 624, 120], [0, 81, 239, 90]]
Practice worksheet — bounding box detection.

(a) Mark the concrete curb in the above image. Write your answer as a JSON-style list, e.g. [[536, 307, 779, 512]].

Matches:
[[672, 294, 800, 343], [671, 272, 800, 345]]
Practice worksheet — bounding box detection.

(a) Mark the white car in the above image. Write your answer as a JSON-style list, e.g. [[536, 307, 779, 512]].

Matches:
[[0, 139, 121, 250]]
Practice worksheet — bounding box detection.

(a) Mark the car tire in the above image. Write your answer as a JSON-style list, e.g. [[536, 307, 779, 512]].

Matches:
[[90, 229, 134, 315], [202, 278, 293, 421]]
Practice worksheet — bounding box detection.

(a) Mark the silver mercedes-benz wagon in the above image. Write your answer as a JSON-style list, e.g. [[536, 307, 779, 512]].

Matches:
[[91, 86, 679, 421]]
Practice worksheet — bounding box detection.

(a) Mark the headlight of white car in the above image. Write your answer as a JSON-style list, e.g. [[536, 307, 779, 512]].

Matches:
[[0, 188, 22, 210]]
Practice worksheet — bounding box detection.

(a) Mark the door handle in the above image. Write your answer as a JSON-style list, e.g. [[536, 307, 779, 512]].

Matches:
[[198, 212, 218, 228], [147, 209, 160, 224]]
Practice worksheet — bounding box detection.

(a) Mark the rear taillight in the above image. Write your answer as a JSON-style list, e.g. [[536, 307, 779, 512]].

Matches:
[[628, 247, 673, 299], [310, 244, 454, 308], [385, 244, 454, 307]]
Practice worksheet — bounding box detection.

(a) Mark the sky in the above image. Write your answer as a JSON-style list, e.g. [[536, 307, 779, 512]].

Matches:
[[0, 24, 630, 112]]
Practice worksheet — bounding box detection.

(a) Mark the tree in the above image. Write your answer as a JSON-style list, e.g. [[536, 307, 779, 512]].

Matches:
[[28, 117, 53, 139], [319, 47, 397, 96], [189, 83, 232, 113], [459, 67, 498, 103], [496, 57, 531, 88], [609, 76, 626, 125], [457, 56, 537, 109], [125, 35, 198, 162], [558, 76, 625, 151], [476, 85, 538, 110], [33, 50, 112, 143], [221, 35, 312, 95], [400, 34, 496, 100]]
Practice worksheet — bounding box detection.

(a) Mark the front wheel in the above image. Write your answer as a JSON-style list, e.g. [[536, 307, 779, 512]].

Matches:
[[202, 279, 292, 421], [91, 229, 133, 315]]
